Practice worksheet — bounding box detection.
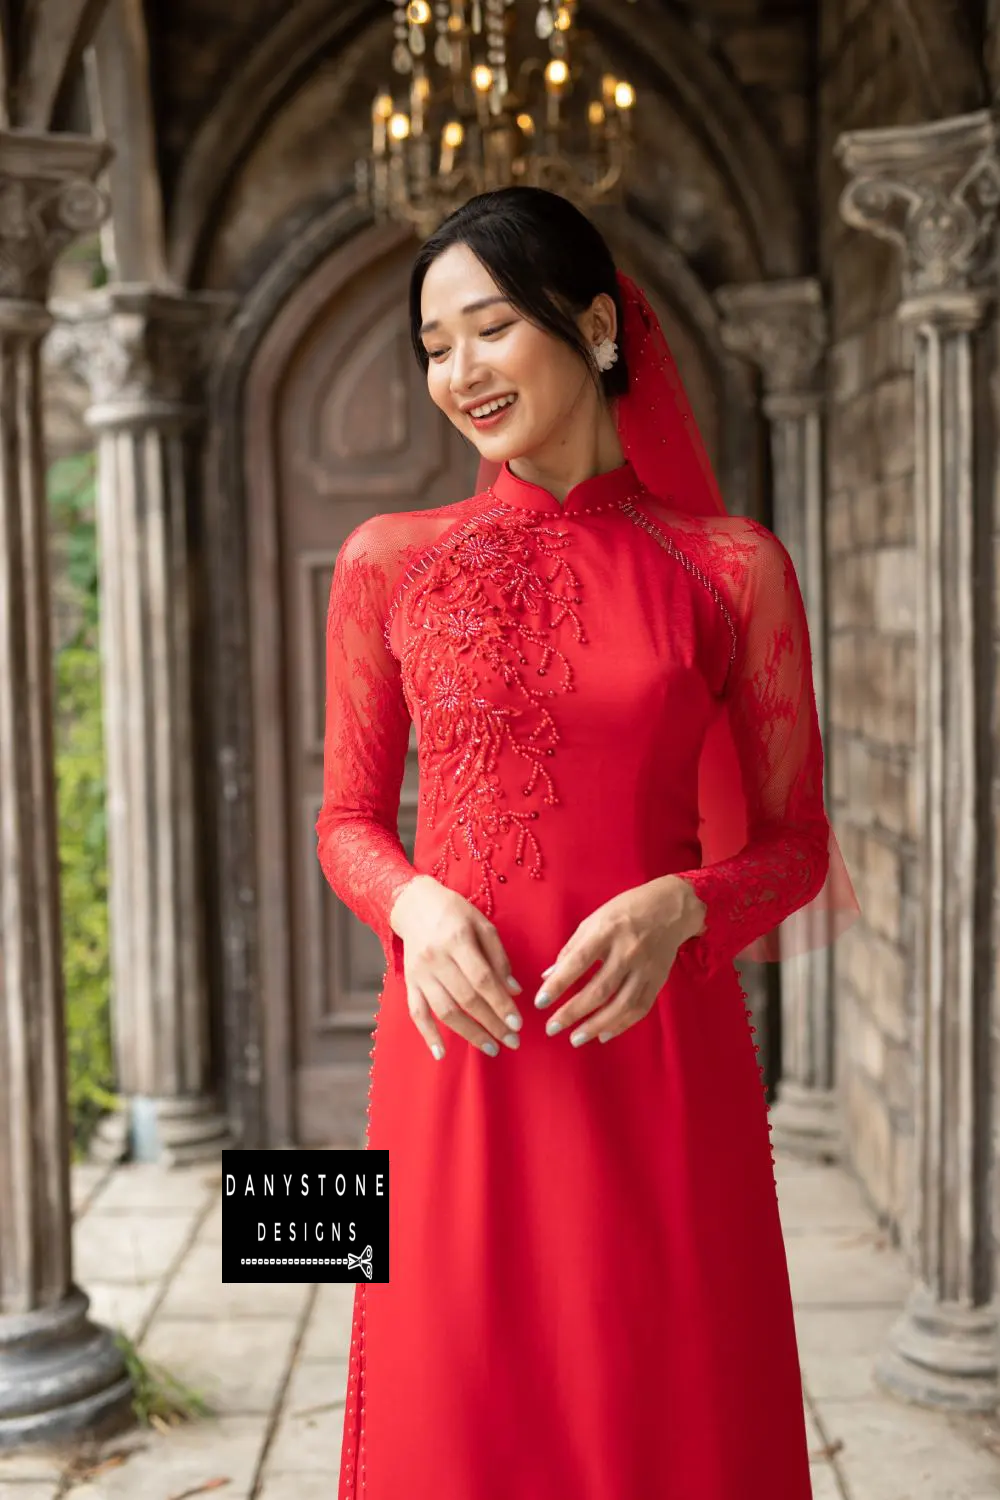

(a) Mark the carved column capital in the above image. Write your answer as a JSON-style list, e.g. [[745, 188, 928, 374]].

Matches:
[[0, 132, 109, 304], [837, 108, 1000, 313], [715, 279, 826, 417], [47, 285, 236, 426]]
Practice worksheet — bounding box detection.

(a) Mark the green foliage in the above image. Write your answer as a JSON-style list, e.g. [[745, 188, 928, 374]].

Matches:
[[113, 1331, 214, 1428], [49, 451, 120, 1156]]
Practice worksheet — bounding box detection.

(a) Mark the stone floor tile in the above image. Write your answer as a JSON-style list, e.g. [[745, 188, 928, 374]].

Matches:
[[158, 1242, 312, 1320], [198, 1197, 223, 1243], [139, 1318, 299, 1417], [71, 1163, 112, 1216], [0, 1449, 66, 1482], [264, 1357, 346, 1473], [259, 1473, 344, 1499], [797, 1305, 900, 1400], [66, 1416, 264, 1500], [296, 1281, 355, 1362], [86, 1279, 163, 1341], [773, 1148, 815, 1178], [804, 1403, 824, 1452], [776, 1160, 879, 1234], [808, 1463, 845, 1500], [94, 1164, 221, 1214], [805, 1402, 849, 1490], [74, 1212, 193, 1287], [0, 1484, 59, 1497], [819, 1396, 1000, 1499], [784, 1230, 911, 1308]]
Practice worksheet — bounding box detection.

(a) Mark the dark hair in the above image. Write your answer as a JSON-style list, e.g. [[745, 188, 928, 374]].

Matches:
[[408, 186, 628, 400]]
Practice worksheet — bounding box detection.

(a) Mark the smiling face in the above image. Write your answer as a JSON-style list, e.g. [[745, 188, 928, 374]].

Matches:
[[418, 242, 608, 470]]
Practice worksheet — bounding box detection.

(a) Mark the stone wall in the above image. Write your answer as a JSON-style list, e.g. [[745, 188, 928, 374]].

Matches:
[[986, 0, 1000, 1357], [817, 0, 927, 1247]]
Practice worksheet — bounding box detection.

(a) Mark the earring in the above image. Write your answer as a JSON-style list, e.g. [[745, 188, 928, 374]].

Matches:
[[593, 336, 618, 372]]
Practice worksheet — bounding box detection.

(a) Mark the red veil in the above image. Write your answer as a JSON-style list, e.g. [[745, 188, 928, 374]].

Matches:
[[478, 269, 859, 962]]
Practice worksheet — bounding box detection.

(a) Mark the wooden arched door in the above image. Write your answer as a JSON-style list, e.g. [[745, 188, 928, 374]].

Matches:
[[245, 227, 478, 1146]]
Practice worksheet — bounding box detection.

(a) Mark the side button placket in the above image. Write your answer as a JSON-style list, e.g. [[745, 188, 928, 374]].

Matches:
[[342, 970, 384, 1496]]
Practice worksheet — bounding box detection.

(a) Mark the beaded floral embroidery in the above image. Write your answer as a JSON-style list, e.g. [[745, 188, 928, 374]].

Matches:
[[392, 506, 587, 919]]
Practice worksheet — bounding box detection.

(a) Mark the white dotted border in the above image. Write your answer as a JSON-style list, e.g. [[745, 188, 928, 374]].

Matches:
[[241, 1257, 364, 1267]]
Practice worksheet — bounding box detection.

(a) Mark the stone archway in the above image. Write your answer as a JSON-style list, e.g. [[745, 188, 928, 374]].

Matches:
[[168, 0, 804, 289]]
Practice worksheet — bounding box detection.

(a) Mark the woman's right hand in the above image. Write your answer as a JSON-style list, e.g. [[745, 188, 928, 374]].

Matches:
[[389, 875, 523, 1060]]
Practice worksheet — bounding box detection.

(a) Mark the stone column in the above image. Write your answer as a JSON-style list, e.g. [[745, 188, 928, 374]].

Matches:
[[838, 109, 999, 1412], [52, 286, 234, 1166], [716, 279, 840, 1162], [0, 132, 132, 1447]]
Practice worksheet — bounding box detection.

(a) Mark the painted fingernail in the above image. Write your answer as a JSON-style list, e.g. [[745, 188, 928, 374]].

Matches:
[[598, 1032, 613, 1044], [506, 976, 522, 993], [545, 1017, 562, 1036], [570, 1030, 591, 1047], [540, 964, 555, 977], [502, 1032, 520, 1049], [535, 990, 551, 1008], [505, 1012, 522, 1030], [431, 1043, 445, 1060], [482, 1041, 499, 1057]]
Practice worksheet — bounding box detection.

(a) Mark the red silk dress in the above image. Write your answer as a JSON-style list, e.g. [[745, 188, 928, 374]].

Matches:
[[317, 456, 830, 1500]]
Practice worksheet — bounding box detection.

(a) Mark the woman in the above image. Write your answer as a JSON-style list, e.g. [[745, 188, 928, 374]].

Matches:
[[317, 186, 858, 1500]]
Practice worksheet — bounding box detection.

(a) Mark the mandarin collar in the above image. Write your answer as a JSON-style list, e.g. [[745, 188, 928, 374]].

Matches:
[[487, 458, 641, 515]]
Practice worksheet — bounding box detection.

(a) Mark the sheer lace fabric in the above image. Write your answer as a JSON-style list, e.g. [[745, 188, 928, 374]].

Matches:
[[637, 498, 835, 974]]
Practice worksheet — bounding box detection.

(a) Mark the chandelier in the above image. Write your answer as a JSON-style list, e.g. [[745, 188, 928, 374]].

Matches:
[[357, 1, 637, 236]]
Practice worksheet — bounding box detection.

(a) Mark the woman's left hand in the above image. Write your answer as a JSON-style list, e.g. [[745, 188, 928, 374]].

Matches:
[[534, 875, 707, 1047]]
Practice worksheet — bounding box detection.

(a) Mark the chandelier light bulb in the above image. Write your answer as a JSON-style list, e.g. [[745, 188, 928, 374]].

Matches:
[[361, 0, 636, 230], [439, 117, 464, 174]]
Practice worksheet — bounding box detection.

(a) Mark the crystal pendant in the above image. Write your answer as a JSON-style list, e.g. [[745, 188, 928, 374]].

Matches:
[[392, 41, 413, 71], [434, 34, 451, 65], [409, 24, 426, 54], [535, 5, 554, 38]]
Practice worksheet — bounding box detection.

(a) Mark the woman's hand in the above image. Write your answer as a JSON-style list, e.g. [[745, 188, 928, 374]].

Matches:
[[389, 875, 524, 1060], [533, 876, 706, 1047]]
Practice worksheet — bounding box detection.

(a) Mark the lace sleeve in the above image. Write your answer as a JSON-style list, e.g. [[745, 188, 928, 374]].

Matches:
[[315, 520, 419, 968], [675, 522, 832, 977]]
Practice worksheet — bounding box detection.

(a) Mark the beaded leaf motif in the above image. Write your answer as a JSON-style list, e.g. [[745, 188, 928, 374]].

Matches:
[[394, 506, 587, 919]]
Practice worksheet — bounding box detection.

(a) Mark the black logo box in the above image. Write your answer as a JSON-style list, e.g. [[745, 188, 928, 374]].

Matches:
[[221, 1150, 389, 1283]]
